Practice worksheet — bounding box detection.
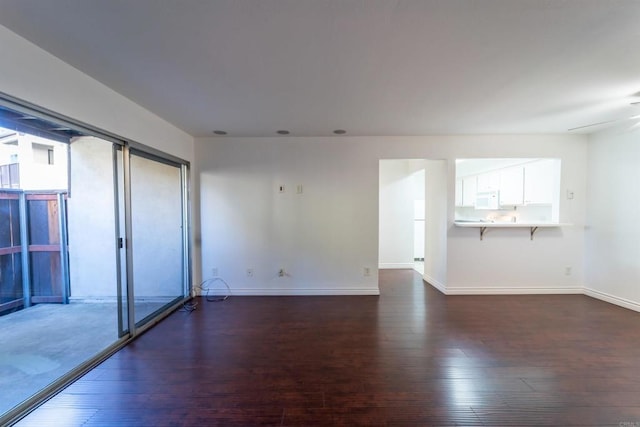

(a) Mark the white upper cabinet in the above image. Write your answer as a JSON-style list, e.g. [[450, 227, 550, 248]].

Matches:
[[499, 166, 524, 206], [524, 159, 554, 204], [476, 171, 500, 193], [461, 176, 477, 206]]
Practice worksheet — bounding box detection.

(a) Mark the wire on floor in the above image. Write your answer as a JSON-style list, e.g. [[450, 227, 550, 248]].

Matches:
[[198, 277, 232, 302], [180, 277, 231, 313], [180, 300, 199, 314]]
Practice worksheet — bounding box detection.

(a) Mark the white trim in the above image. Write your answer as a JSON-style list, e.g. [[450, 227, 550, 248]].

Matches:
[[423, 274, 447, 294], [379, 263, 414, 269], [444, 286, 583, 295], [209, 288, 381, 296], [196, 283, 640, 313], [584, 287, 640, 313]]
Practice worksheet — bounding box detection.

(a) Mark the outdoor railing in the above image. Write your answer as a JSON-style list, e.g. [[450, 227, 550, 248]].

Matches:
[[0, 163, 20, 188]]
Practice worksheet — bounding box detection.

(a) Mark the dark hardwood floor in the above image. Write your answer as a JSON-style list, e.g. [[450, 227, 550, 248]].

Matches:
[[15, 270, 640, 426]]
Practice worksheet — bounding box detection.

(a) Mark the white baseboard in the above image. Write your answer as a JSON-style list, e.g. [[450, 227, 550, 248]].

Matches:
[[422, 274, 447, 294], [444, 286, 583, 295], [202, 287, 381, 296], [379, 263, 415, 269], [419, 276, 583, 296], [584, 287, 640, 313]]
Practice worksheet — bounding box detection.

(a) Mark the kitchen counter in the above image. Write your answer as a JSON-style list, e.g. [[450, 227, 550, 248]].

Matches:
[[454, 221, 571, 240]]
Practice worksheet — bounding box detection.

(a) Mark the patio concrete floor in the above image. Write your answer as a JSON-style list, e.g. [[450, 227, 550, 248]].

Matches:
[[0, 301, 169, 416]]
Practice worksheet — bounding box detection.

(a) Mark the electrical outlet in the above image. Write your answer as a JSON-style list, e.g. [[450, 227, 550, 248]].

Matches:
[[364, 267, 371, 277], [565, 266, 572, 276], [296, 184, 303, 194], [279, 185, 285, 193], [211, 267, 219, 277], [246, 268, 254, 277]]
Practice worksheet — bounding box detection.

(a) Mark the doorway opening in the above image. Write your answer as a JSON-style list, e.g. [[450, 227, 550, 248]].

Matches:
[[379, 160, 425, 275], [378, 159, 448, 288]]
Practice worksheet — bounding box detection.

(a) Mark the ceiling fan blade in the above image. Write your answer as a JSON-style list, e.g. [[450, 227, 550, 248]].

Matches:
[[567, 119, 619, 131], [568, 113, 640, 131]]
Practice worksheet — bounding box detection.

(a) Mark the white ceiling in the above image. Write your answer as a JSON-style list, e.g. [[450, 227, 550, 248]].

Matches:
[[1, 0, 640, 137]]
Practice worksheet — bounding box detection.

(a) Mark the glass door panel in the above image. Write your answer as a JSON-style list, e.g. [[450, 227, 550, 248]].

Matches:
[[129, 152, 185, 326], [0, 133, 126, 421]]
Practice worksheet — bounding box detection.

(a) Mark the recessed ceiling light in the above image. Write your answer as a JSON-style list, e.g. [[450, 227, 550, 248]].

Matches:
[[333, 129, 346, 135], [213, 130, 227, 135], [276, 130, 290, 135]]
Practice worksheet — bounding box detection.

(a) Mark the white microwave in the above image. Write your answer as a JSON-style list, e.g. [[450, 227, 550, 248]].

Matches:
[[475, 191, 499, 210]]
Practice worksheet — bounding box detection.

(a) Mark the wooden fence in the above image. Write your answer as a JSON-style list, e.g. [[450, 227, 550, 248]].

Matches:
[[0, 190, 69, 316]]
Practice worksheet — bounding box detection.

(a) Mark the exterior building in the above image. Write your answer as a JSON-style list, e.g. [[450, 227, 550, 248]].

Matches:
[[0, 128, 68, 190]]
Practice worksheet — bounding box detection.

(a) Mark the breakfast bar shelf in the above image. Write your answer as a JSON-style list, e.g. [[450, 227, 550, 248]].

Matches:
[[454, 222, 571, 240]]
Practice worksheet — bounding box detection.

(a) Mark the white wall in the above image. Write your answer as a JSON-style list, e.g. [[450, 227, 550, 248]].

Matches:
[[412, 169, 425, 260], [68, 137, 118, 298], [197, 134, 587, 295], [379, 160, 416, 269], [424, 160, 448, 291], [198, 139, 379, 295], [0, 25, 193, 162], [585, 126, 640, 312]]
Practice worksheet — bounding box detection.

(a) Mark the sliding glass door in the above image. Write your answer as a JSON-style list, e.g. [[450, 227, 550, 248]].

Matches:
[[127, 150, 188, 327], [0, 97, 191, 425]]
